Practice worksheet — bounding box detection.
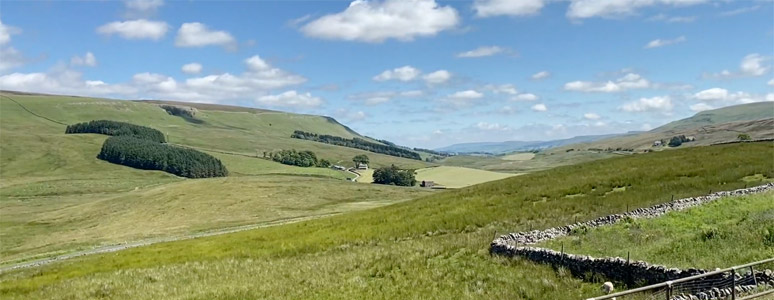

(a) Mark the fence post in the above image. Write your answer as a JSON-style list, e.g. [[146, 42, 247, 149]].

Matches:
[[750, 265, 757, 286], [731, 268, 736, 300], [666, 281, 672, 300]]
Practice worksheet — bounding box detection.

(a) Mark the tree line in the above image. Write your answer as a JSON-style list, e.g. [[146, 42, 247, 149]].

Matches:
[[291, 130, 421, 160], [268, 149, 331, 168], [66, 120, 166, 143], [412, 147, 454, 157], [98, 136, 228, 178]]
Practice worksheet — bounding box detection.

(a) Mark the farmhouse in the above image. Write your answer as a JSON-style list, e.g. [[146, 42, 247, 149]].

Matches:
[[356, 163, 368, 170], [653, 140, 662, 147], [420, 180, 435, 188]]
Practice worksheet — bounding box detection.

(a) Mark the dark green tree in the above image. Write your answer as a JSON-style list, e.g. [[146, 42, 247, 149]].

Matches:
[[373, 165, 416, 186], [353, 154, 369, 166]]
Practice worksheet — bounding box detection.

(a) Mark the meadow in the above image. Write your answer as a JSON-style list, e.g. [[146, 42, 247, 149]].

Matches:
[[1, 142, 771, 299], [414, 166, 518, 188], [540, 191, 774, 269]]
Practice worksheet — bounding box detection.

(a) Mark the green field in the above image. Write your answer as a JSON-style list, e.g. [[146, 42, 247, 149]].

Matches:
[[0, 92, 433, 265], [500, 152, 535, 161], [1, 142, 771, 299], [414, 166, 518, 188], [440, 150, 618, 173], [540, 191, 774, 269]]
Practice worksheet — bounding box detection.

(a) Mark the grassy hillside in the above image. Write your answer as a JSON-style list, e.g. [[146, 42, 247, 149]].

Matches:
[[439, 150, 618, 173], [654, 102, 774, 132], [2, 142, 770, 299], [414, 166, 518, 188], [0, 91, 434, 265], [539, 191, 774, 269]]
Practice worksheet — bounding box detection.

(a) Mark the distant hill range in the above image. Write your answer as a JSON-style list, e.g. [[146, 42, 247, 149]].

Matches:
[[437, 102, 774, 154], [435, 133, 635, 154], [553, 102, 774, 152]]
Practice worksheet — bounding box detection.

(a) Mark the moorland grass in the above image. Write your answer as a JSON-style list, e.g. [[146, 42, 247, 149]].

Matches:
[[539, 191, 774, 269], [414, 166, 518, 188], [1, 142, 771, 299]]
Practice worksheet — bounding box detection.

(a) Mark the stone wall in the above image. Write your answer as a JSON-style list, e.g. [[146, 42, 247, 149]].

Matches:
[[490, 183, 774, 297]]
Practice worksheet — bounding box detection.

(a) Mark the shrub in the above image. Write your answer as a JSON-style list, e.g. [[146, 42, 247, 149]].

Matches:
[[738, 133, 751, 141], [98, 136, 228, 178], [373, 165, 416, 186], [66, 120, 166, 143]]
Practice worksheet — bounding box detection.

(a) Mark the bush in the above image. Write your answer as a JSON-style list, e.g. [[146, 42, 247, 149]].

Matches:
[[270, 149, 330, 168], [66, 120, 166, 143], [372, 165, 416, 186], [738, 133, 751, 141], [98, 136, 228, 178]]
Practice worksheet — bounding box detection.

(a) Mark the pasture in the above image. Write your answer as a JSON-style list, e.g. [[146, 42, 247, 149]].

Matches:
[[414, 166, 518, 188]]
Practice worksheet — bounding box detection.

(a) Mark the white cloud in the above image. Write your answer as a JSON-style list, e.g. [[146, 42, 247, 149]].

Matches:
[[531, 103, 547, 112], [512, 93, 538, 101], [423, 70, 451, 84], [620, 96, 673, 113], [334, 109, 368, 122], [70, 52, 97, 67], [567, 0, 707, 19], [450, 90, 483, 99], [644, 36, 685, 49], [531, 71, 550, 80], [476, 121, 510, 131], [564, 73, 650, 93], [583, 112, 601, 120], [719, 5, 759, 17], [97, 19, 169, 40], [181, 63, 203, 74], [647, 14, 696, 23], [0, 47, 25, 72], [768, 79, 774, 87], [442, 90, 484, 108], [473, 0, 545, 17], [707, 53, 771, 78], [124, 0, 164, 17], [175, 22, 236, 49], [255, 90, 323, 109], [691, 88, 770, 105], [299, 0, 460, 43], [456, 46, 505, 58], [373, 65, 421, 82], [350, 90, 424, 105], [484, 84, 518, 95], [0, 54, 307, 105], [0, 20, 21, 46], [689, 103, 714, 112], [401, 90, 424, 97]]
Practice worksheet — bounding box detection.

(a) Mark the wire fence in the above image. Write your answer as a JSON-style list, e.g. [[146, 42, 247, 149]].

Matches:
[[587, 258, 774, 300]]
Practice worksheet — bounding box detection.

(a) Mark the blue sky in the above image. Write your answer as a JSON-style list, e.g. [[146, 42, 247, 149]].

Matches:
[[1, 0, 772, 148]]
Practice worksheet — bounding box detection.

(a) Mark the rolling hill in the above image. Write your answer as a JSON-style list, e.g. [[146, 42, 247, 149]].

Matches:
[[653, 102, 774, 132], [435, 133, 629, 154]]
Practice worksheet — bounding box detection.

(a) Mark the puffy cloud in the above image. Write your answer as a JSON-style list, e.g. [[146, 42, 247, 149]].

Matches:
[[456, 46, 505, 58], [449, 90, 483, 99], [512, 93, 538, 101], [255, 90, 323, 109], [0, 47, 25, 72], [373, 65, 421, 81], [442, 89, 484, 108], [175, 22, 236, 49], [476, 121, 510, 131], [531, 103, 547, 112], [299, 0, 459, 43], [0, 54, 307, 105], [70, 52, 97, 67], [691, 88, 770, 105], [567, 0, 707, 19], [564, 73, 650, 93], [707, 53, 770, 78], [620, 95, 673, 113], [531, 71, 550, 80], [484, 83, 518, 95], [0, 20, 21, 45], [473, 0, 545, 17], [644, 36, 685, 49], [583, 113, 601, 120], [97, 19, 169, 40], [423, 70, 451, 84], [181, 63, 203, 74]]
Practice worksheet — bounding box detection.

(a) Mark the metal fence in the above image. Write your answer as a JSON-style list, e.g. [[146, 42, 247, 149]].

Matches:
[[587, 257, 774, 300]]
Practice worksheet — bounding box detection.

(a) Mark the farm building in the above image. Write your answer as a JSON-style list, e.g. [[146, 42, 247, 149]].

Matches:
[[356, 163, 368, 170], [331, 165, 346, 171], [653, 140, 662, 147], [420, 180, 435, 188]]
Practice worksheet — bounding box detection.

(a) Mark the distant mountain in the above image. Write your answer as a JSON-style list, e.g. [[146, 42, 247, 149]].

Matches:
[[653, 102, 774, 132], [435, 133, 632, 154]]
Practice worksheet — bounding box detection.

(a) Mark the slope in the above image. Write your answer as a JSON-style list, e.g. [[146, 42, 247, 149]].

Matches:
[[2, 142, 771, 299], [654, 102, 774, 132]]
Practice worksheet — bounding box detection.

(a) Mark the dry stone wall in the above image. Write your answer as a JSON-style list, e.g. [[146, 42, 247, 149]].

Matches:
[[490, 184, 774, 293]]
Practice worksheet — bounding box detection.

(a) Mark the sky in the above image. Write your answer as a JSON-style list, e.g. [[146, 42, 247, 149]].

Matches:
[[1, 0, 772, 149]]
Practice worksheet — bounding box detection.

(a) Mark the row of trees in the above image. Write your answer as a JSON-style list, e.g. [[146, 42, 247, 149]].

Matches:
[[98, 136, 228, 178], [291, 130, 421, 160], [269, 149, 331, 168], [373, 165, 416, 186], [412, 147, 453, 157], [668, 135, 694, 147], [66, 120, 166, 143]]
